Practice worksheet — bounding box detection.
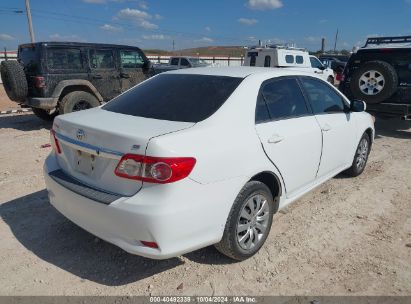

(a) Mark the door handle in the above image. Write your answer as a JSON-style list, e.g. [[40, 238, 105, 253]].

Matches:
[[120, 72, 130, 79], [268, 134, 284, 144], [321, 123, 332, 131], [93, 74, 102, 79]]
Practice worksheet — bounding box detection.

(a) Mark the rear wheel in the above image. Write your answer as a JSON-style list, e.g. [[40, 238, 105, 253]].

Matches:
[[215, 181, 274, 261], [32, 108, 58, 122], [345, 133, 371, 177], [350, 61, 398, 104], [59, 91, 100, 114]]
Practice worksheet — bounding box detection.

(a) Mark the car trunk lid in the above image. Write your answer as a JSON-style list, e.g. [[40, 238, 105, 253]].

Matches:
[[52, 108, 194, 196]]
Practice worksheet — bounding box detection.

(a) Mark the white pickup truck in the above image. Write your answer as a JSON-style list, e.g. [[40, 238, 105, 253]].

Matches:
[[153, 56, 211, 75], [244, 45, 335, 84]]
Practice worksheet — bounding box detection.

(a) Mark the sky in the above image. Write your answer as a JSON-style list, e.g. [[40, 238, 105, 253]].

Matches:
[[0, 0, 410, 52]]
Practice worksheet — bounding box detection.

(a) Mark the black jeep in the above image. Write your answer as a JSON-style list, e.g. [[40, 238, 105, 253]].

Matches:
[[0, 42, 152, 121], [339, 36, 411, 104]]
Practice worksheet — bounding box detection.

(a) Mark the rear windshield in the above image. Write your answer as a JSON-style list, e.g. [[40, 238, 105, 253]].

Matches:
[[103, 74, 243, 122]]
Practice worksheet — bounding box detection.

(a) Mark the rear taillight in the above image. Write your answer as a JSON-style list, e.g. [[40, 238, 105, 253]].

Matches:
[[33, 76, 46, 88], [115, 154, 196, 184], [50, 129, 61, 154], [140, 241, 159, 248]]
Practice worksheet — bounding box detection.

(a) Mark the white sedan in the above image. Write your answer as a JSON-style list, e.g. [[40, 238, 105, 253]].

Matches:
[[44, 67, 374, 260]]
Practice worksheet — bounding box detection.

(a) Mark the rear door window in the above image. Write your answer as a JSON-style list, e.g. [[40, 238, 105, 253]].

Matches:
[[89, 49, 115, 69], [103, 74, 243, 122], [47, 48, 83, 70], [170, 58, 179, 65], [256, 77, 310, 123]]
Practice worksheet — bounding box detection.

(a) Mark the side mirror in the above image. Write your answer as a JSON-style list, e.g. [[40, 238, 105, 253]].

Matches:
[[143, 61, 153, 70], [350, 99, 366, 112], [319, 65, 326, 71]]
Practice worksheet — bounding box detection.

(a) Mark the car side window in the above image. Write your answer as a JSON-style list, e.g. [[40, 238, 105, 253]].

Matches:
[[120, 50, 144, 68], [170, 58, 179, 65], [300, 77, 347, 114], [256, 78, 309, 123], [285, 55, 294, 64], [181, 58, 190, 66], [89, 49, 115, 69], [47, 48, 83, 70], [250, 55, 256, 66], [296, 55, 304, 64]]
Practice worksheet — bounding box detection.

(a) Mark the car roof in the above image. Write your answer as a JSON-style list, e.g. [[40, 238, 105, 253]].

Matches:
[[19, 41, 144, 50], [165, 66, 320, 79]]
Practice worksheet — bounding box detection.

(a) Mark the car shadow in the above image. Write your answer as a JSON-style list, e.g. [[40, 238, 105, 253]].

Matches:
[[374, 117, 411, 140], [0, 113, 52, 131], [0, 190, 184, 286]]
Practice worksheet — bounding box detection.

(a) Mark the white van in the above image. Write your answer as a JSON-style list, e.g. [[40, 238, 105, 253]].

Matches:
[[244, 45, 335, 84]]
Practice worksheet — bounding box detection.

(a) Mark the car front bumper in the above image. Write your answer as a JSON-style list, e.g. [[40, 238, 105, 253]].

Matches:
[[43, 153, 243, 259]]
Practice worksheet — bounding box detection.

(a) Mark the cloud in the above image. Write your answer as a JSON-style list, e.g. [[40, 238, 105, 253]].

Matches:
[[0, 34, 15, 41], [116, 8, 159, 29], [100, 24, 122, 32], [247, 0, 283, 10], [139, 20, 158, 29], [195, 37, 214, 43], [154, 14, 163, 20], [142, 34, 171, 40], [238, 18, 258, 25], [49, 33, 86, 42], [205, 26, 211, 32], [117, 8, 150, 19]]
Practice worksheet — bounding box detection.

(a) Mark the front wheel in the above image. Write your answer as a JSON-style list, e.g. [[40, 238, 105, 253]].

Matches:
[[215, 181, 274, 261], [345, 133, 371, 177]]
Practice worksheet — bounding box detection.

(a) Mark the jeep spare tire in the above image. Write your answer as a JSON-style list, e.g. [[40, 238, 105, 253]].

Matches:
[[59, 91, 100, 114], [0, 60, 28, 102], [350, 60, 398, 104]]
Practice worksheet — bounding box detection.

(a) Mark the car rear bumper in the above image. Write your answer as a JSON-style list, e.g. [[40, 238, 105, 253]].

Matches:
[[26, 97, 57, 110], [43, 153, 243, 259]]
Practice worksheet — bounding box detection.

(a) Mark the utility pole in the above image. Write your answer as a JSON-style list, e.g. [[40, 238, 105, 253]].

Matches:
[[172, 40, 175, 52], [333, 29, 339, 53], [25, 0, 35, 43]]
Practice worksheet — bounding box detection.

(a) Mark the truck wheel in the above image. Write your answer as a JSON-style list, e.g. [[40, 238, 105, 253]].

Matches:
[[350, 61, 398, 104], [215, 181, 274, 261], [0, 61, 28, 102], [59, 91, 100, 114], [32, 108, 58, 122]]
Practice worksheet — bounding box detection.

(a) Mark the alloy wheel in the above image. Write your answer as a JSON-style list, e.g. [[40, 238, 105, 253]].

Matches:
[[359, 70, 385, 95]]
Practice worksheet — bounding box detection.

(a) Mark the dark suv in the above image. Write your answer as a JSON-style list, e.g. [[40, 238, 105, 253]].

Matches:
[[0, 42, 152, 120], [339, 36, 411, 104]]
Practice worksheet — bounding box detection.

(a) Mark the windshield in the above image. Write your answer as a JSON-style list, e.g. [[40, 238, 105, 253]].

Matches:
[[103, 74, 243, 123], [189, 58, 208, 66]]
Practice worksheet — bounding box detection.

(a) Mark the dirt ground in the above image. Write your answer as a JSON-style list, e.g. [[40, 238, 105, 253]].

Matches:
[[0, 90, 410, 296], [0, 84, 21, 111]]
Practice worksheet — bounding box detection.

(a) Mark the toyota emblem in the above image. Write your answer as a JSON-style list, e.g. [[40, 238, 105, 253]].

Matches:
[[76, 129, 86, 141]]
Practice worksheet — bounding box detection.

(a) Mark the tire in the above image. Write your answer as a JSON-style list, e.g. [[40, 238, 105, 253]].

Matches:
[[0, 60, 28, 102], [327, 76, 334, 85], [32, 108, 58, 122], [350, 61, 398, 104], [59, 91, 100, 115], [345, 133, 371, 177], [215, 181, 274, 261]]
